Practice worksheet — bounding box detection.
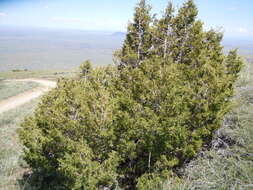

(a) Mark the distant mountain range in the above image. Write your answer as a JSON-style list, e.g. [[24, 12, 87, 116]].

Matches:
[[112, 32, 126, 37]]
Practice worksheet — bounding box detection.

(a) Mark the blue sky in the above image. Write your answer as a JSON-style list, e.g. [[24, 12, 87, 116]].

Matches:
[[0, 0, 252, 38]]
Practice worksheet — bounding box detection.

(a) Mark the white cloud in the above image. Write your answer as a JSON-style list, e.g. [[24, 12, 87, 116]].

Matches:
[[44, 6, 49, 9], [237, 27, 248, 33], [52, 17, 86, 22], [0, 12, 7, 17]]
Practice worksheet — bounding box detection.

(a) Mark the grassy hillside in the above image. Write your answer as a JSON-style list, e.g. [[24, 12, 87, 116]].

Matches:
[[0, 81, 39, 101], [0, 99, 39, 190]]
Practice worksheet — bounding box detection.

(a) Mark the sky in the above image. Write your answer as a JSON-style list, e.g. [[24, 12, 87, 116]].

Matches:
[[0, 0, 252, 38]]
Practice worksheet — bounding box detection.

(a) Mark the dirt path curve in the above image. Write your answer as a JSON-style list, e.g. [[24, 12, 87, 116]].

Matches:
[[0, 78, 57, 114]]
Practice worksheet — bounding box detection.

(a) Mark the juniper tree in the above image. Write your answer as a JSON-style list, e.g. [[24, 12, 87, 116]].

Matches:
[[119, 0, 152, 68], [225, 49, 243, 82], [152, 1, 174, 61], [171, 0, 198, 63], [20, 0, 243, 189], [79, 60, 92, 77]]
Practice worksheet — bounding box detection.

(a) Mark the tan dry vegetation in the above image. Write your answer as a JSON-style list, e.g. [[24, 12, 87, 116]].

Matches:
[[0, 99, 39, 190], [0, 79, 56, 114]]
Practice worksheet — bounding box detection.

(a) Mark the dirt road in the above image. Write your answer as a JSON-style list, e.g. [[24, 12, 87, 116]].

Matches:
[[0, 78, 57, 114]]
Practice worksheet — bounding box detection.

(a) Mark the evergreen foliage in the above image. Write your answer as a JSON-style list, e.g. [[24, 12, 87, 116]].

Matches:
[[79, 60, 92, 77], [119, 0, 152, 68], [152, 1, 174, 60], [20, 0, 243, 189]]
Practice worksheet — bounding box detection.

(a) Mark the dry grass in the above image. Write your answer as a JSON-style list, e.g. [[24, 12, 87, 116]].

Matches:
[[0, 69, 77, 80], [0, 99, 39, 190], [0, 81, 39, 101]]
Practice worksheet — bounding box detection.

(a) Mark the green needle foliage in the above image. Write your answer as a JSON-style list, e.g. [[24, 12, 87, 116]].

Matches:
[[118, 0, 152, 68], [19, 0, 243, 189]]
